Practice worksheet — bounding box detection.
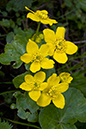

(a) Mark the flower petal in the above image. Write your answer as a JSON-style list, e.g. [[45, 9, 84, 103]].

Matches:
[[56, 83, 69, 93], [41, 18, 57, 26], [37, 93, 51, 107], [25, 74, 34, 84], [47, 73, 60, 88], [41, 58, 54, 69], [43, 29, 56, 43], [39, 82, 48, 90], [19, 82, 32, 91], [53, 51, 68, 64], [56, 27, 65, 39], [47, 43, 55, 56], [30, 61, 41, 73], [29, 91, 41, 101], [34, 71, 46, 82], [38, 10, 48, 14], [52, 93, 65, 109], [65, 41, 78, 55], [26, 39, 38, 54], [27, 12, 40, 22], [20, 53, 32, 63], [39, 44, 49, 57]]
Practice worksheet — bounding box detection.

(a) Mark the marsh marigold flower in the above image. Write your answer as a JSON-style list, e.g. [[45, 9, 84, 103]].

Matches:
[[59, 72, 73, 83], [25, 6, 57, 26], [20, 39, 54, 73], [43, 27, 78, 63], [20, 71, 48, 101], [37, 73, 69, 109]]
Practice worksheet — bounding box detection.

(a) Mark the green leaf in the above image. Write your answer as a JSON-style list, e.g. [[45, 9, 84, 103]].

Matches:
[[0, 28, 34, 68], [6, 0, 34, 11], [6, 32, 14, 43], [13, 91, 39, 122], [39, 88, 86, 129], [0, 119, 13, 129], [0, 19, 10, 28], [12, 71, 29, 88], [70, 72, 86, 96]]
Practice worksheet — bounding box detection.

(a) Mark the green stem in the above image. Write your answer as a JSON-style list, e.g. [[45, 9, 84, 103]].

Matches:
[[0, 90, 17, 95], [34, 22, 41, 41], [3, 118, 41, 129], [0, 82, 13, 84]]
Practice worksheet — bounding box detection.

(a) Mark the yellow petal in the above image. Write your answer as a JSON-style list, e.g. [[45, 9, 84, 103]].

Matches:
[[56, 83, 69, 93], [47, 43, 55, 56], [43, 29, 56, 43], [39, 44, 49, 57], [47, 73, 60, 87], [53, 51, 68, 64], [65, 41, 78, 55], [29, 91, 41, 101], [20, 53, 32, 63], [26, 39, 38, 54], [34, 71, 46, 82], [56, 27, 65, 39], [25, 74, 34, 84], [39, 82, 48, 91], [19, 82, 32, 91], [41, 19, 57, 26], [41, 58, 54, 69], [30, 61, 41, 73], [27, 12, 40, 22], [37, 93, 51, 107], [52, 93, 65, 109], [38, 10, 48, 14]]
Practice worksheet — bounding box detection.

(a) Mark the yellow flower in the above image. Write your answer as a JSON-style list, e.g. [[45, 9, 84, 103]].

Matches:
[[37, 73, 69, 109], [20, 39, 55, 73], [25, 6, 57, 26], [43, 27, 78, 63], [20, 71, 48, 101], [59, 72, 73, 83]]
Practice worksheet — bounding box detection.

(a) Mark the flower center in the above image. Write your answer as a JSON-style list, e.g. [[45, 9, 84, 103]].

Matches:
[[33, 82, 40, 90], [36, 11, 48, 19], [55, 39, 67, 53], [33, 52, 44, 62], [48, 86, 58, 98]]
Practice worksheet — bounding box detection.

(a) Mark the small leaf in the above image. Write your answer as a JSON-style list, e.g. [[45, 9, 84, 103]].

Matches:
[[13, 71, 29, 88], [13, 91, 39, 122]]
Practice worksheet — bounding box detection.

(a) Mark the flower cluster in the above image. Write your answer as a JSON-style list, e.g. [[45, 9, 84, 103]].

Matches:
[[20, 71, 73, 109], [19, 7, 78, 109]]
